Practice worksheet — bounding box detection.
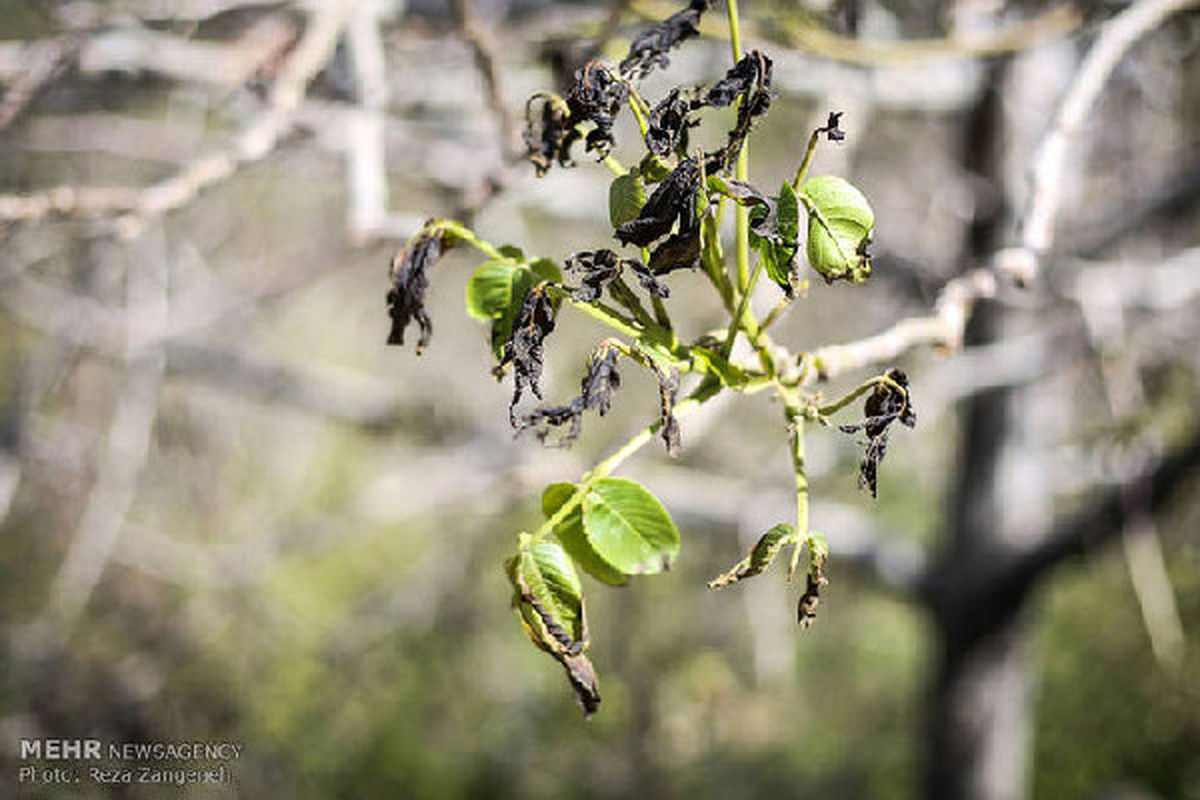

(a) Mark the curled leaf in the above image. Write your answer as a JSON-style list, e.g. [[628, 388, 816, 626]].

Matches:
[[797, 532, 829, 629], [838, 368, 916, 497], [568, 61, 628, 159], [818, 110, 846, 142], [703, 51, 773, 173], [615, 156, 700, 249], [386, 225, 453, 353], [645, 87, 696, 157], [521, 343, 622, 446], [507, 534, 601, 715], [647, 359, 681, 456], [523, 93, 573, 176], [564, 249, 668, 302], [501, 283, 558, 422], [619, 0, 710, 79], [801, 175, 875, 284], [708, 523, 793, 588]]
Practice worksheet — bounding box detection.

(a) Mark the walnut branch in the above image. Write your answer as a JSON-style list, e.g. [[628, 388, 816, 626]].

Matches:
[[997, 0, 1200, 286]]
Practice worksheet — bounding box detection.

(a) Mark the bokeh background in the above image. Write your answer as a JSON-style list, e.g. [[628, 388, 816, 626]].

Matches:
[[1, 0, 1199, 798]]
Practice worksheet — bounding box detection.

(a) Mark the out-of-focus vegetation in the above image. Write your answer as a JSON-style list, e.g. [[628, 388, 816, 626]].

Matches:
[[1, 1, 1199, 799]]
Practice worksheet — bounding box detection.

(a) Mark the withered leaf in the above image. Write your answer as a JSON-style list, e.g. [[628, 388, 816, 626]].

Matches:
[[796, 532, 829, 629], [501, 283, 558, 422], [507, 536, 601, 716], [645, 87, 696, 157], [647, 358, 681, 456], [615, 156, 699, 248], [819, 110, 846, 142], [386, 225, 452, 354], [523, 93, 573, 176], [648, 228, 701, 274], [619, 0, 710, 80], [564, 249, 671, 302], [566, 61, 628, 159], [520, 344, 622, 446], [838, 368, 917, 498], [702, 51, 773, 173]]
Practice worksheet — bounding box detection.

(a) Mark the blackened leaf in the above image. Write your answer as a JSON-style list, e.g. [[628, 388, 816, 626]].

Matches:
[[797, 532, 829, 629], [543, 483, 629, 586], [645, 87, 696, 157], [507, 534, 601, 715], [818, 110, 845, 142], [838, 369, 916, 497], [565, 249, 620, 303], [502, 284, 557, 420], [386, 225, 452, 354], [648, 228, 700, 274], [629, 260, 670, 298], [609, 170, 647, 227], [523, 93, 573, 175], [648, 360, 681, 456], [521, 344, 622, 446], [567, 61, 628, 159], [619, 0, 710, 80], [801, 175, 875, 284], [582, 477, 680, 574], [615, 157, 699, 248], [708, 523, 793, 588], [702, 51, 773, 174]]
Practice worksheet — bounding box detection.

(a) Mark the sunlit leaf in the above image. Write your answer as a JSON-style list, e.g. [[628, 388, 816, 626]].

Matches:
[[609, 170, 646, 227], [801, 175, 874, 284], [542, 483, 628, 586], [582, 477, 680, 574]]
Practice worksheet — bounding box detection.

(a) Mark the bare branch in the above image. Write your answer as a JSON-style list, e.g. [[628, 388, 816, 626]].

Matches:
[[43, 230, 169, 633], [998, 0, 1200, 285], [0, 36, 80, 132]]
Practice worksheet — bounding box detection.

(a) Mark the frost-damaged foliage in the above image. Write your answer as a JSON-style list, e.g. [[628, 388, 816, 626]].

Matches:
[[507, 535, 600, 715], [521, 343, 622, 446], [839, 368, 917, 497], [703, 50, 773, 173], [384, 0, 905, 714], [385, 224, 454, 353], [501, 283, 557, 420], [619, 0, 710, 79], [565, 249, 667, 302]]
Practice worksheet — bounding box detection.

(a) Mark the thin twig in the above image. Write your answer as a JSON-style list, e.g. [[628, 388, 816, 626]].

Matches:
[[999, 0, 1200, 285]]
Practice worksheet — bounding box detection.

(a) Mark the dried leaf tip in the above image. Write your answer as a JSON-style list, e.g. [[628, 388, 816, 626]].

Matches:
[[386, 224, 453, 354], [838, 368, 916, 497]]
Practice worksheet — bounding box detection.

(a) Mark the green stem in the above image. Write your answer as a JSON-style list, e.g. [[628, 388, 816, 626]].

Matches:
[[721, 256, 764, 359], [627, 91, 651, 137], [726, 0, 751, 295], [529, 380, 722, 545], [603, 154, 626, 176], [608, 276, 657, 329], [814, 373, 908, 418], [439, 219, 508, 261], [791, 128, 822, 192], [785, 403, 809, 580]]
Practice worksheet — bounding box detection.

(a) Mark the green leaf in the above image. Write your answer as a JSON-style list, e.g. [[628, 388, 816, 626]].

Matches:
[[529, 257, 562, 285], [800, 175, 874, 284], [777, 182, 800, 241], [465, 260, 524, 321], [498, 244, 525, 262], [609, 170, 646, 227], [582, 477, 680, 574], [708, 523, 793, 589], [542, 483, 628, 586], [506, 534, 600, 715]]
